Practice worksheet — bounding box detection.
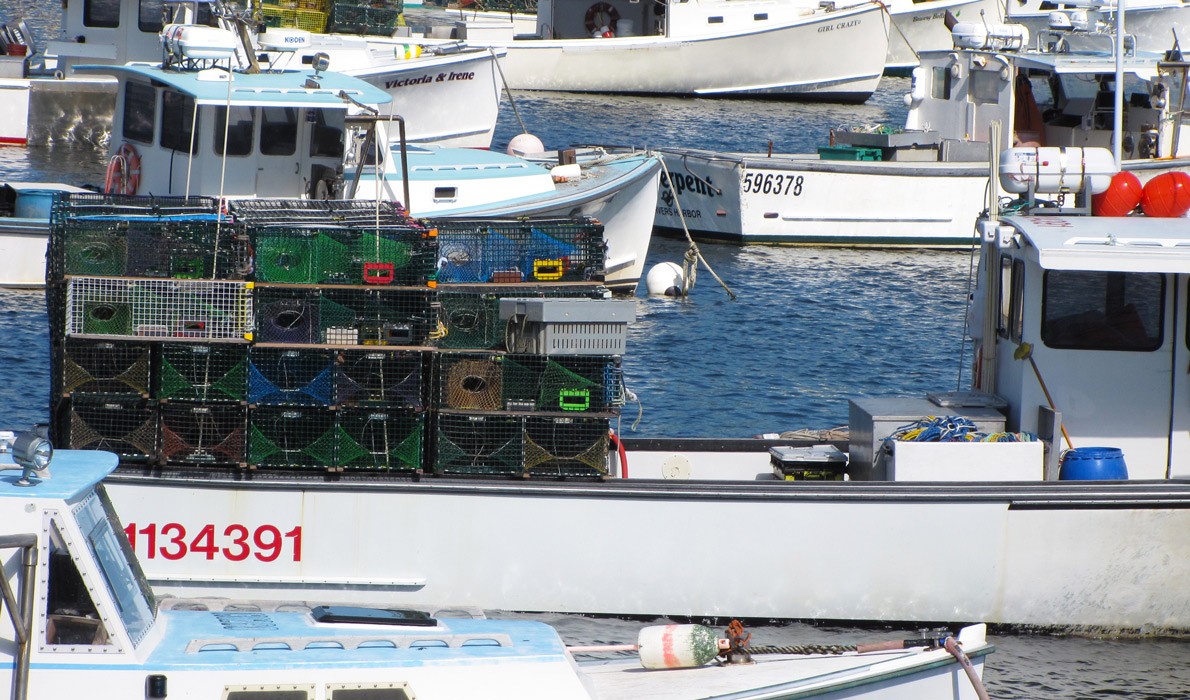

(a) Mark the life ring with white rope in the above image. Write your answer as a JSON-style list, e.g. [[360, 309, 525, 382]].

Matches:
[[103, 142, 141, 196], [584, 2, 620, 36]]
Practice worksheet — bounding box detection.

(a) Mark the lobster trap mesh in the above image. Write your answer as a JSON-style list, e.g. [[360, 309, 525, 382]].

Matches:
[[523, 414, 610, 477], [64, 277, 253, 340], [254, 286, 435, 346], [432, 218, 605, 284], [230, 198, 413, 227], [434, 285, 609, 350], [247, 347, 335, 406], [433, 412, 523, 476], [502, 354, 621, 413], [56, 396, 158, 461], [248, 405, 336, 469], [437, 355, 503, 411], [59, 339, 151, 397], [334, 408, 423, 470], [335, 349, 425, 409], [252, 226, 436, 286], [160, 402, 247, 466], [157, 343, 249, 402]]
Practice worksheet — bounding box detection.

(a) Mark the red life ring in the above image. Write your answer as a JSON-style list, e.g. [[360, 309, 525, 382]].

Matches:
[[584, 2, 620, 35], [104, 142, 141, 196]]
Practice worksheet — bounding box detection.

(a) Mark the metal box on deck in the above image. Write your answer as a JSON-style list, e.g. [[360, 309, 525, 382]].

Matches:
[[498, 298, 635, 355], [848, 395, 1007, 480], [769, 444, 848, 480]]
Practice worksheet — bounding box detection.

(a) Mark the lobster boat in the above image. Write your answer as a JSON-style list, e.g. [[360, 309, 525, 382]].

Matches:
[[33, 141, 1190, 634], [653, 17, 1190, 245], [0, 432, 996, 700]]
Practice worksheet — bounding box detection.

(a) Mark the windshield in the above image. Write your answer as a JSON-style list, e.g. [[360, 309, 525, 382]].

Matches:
[[73, 487, 157, 646]]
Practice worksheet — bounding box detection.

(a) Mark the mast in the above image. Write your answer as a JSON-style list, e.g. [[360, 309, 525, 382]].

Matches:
[[1113, 0, 1125, 166]]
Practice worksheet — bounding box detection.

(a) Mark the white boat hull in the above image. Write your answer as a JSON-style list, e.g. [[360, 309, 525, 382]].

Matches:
[[480, 3, 889, 99], [102, 460, 1190, 632], [885, 0, 1003, 70], [1007, 0, 1190, 56], [654, 150, 1190, 245]]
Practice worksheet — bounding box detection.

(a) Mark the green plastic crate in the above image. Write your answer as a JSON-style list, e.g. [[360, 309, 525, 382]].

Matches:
[[817, 146, 882, 161]]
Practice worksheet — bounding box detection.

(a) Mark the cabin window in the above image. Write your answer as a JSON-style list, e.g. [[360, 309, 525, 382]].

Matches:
[[997, 256, 1024, 342], [970, 69, 1001, 105], [46, 532, 112, 647], [77, 488, 157, 645], [121, 81, 156, 144], [1041, 270, 1164, 351], [161, 90, 198, 153], [329, 685, 414, 700], [309, 111, 344, 159], [215, 106, 256, 157], [931, 66, 951, 100], [260, 107, 298, 156], [139, 0, 217, 32], [84, 0, 121, 28]]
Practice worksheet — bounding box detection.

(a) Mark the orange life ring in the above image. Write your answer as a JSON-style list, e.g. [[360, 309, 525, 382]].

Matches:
[[104, 142, 141, 196], [584, 2, 620, 35]]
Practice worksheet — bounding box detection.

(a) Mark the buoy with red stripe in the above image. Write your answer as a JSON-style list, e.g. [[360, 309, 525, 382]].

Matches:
[[637, 624, 725, 669]]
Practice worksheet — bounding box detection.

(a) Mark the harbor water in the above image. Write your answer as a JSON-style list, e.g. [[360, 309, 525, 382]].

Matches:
[[0, 5, 1186, 696]]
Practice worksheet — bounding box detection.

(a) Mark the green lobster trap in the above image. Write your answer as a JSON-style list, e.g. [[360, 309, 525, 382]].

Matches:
[[335, 348, 425, 409], [252, 226, 436, 286], [432, 217, 605, 284], [502, 354, 622, 413], [326, 3, 402, 35], [248, 405, 337, 469], [333, 407, 423, 471], [157, 343, 249, 403], [58, 338, 152, 397], [247, 347, 336, 406], [432, 412, 523, 477], [160, 402, 247, 467]]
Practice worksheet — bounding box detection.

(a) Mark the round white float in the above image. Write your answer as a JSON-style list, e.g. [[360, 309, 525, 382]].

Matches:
[[645, 261, 685, 296]]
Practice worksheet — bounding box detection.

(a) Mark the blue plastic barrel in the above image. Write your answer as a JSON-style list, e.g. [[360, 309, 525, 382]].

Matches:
[[1058, 447, 1128, 480]]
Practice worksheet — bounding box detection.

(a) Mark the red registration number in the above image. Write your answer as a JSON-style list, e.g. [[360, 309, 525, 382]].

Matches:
[[123, 523, 303, 562]]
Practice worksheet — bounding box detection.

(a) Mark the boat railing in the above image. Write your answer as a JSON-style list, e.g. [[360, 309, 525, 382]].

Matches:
[[0, 533, 37, 700]]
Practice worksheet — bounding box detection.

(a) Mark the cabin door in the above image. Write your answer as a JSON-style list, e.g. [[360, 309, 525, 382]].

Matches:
[[254, 107, 344, 199], [1167, 274, 1190, 478]]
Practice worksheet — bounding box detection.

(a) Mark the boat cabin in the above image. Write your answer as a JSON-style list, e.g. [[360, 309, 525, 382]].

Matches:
[[0, 439, 597, 699], [75, 30, 392, 200], [971, 165, 1190, 481], [841, 24, 1190, 163]]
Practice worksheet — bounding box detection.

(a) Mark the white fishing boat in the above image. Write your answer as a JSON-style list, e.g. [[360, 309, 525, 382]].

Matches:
[[652, 18, 1190, 245], [426, 0, 891, 100], [0, 29, 659, 292], [0, 0, 503, 148], [1006, 0, 1190, 56], [0, 434, 996, 700], [37, 150, 1189, 634], [434, 0, 999, 72]]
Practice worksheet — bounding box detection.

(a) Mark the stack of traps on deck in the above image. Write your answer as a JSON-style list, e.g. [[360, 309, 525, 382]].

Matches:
[[46, 194, 632, 478]]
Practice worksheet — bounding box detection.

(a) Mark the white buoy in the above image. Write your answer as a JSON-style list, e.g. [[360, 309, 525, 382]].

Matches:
[[637, 624, 722, 669], [645, 261, 685, 296], [507, 133, 545, 156]]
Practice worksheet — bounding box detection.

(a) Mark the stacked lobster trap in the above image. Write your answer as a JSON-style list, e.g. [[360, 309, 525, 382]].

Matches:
[[46, 195, 634, 479]]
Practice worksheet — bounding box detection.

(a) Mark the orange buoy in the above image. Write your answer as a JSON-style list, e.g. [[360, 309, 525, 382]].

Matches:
[[1140, 171, 1190, 218], [1092, 171, 1143, 217]]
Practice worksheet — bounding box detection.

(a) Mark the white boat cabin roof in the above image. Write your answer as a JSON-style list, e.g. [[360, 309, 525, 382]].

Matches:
[[1001, 215, 1190, 273], [73, 63, 392, 109], [919, 46, 1169, 80]]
